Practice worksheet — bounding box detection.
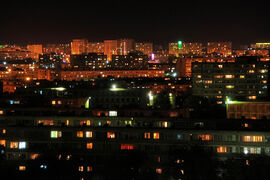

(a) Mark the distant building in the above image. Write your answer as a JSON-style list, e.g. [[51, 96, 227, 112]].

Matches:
[[135, 42, 153, 57], [27, 44, 43, 60], [70, 53, 108, 70], [43, 44, 71, 55], [250, 43, 270, 49], [192, 56, 269, 104], [87, 42, 104, 54], [117, 39, 135, 55], [111, 52, 149, 70], [207, 42, 232, 56], [71, 39, 88, 55], [104, 40, 118, 61]]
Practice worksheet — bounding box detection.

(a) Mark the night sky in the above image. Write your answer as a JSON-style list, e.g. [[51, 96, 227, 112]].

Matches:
[[1, 0, 269, 48]]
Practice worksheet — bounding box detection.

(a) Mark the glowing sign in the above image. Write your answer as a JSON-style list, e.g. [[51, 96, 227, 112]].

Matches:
[[51, 87, 66, 91], [178, 41, 183, 49], [151, 53, 155, 60]]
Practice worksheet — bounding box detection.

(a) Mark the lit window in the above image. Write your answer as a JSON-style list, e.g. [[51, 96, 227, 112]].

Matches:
[[78, 166, 84, 172], [248, 70, 255, 73], [225, 75, 234, 78], [51, 131, 62, 138], [198, 134, 212, 141], [218, 65, 223, 68], [226, 85, 234, 89], [197, 75, 201, 78], [19, 166, 26, 171], [10, 142, 18, 148], [66, 120, 70, 126], [243, 136, 263, 142], [30, 153, 39, 160], [77, 131, 83, 138], [156, 168, 162, 174], [19, 142, 26, 149], [37, 120, 54, 126], [240, 75, 245, 78], [121, 144, 134, 150], [107, 132, 115, 139], [51, 100, 56, 105], [144, 132, 151, 139], [2, 129, 6, 134], [86, 143, 93, 149], [109, 111, 117, 117], [248, 96, 256, 100], [217, 146, 227, 153], [0, 140, 6, 147], [87, 166, 92, 172], [0, 110, 3, 115], [153, 133, 160, 139], [85, 131, 92, 138]]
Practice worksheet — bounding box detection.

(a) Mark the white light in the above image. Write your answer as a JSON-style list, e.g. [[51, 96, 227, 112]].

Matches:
[[19, 142, 26, 149]]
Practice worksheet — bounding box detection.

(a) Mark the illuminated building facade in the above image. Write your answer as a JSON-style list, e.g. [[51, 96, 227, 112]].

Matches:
[[87, 42, 104, 53], [60, 70, 165, 80], [117, 39, 135, 55], [43, 44, 71, 55], [27, 44, 43, 60], [71, 39, 88, 55], [168, 43, 179, 56], [250, 43, 270, 49], [227, 101, 270, 120], [111, 52, 149, 70], [135, 42, 153, 57], [179, 42, 203, 55], [192, 56, 269, 104], [207, 42, 232, 56], [104, 40, 118, 61], [70, 53, 108, 70]]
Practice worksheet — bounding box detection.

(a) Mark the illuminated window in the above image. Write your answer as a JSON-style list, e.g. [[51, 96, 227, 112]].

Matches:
[[106, 121, 111, 125], [216, 96, 222, 98], [107, 132, 115, 139], [10, 142, 18, 148], [19, 142, 26, 149], [87, 166, 92, 172], [77, 131, 83, 138], [248, 96, 256, 100], [0, 110, 3, 115], [86, 143, 93, 149], [225, 75, 234, 78], [50, 131, 62, 138], [260, 69, 267, 73], [37, 120, 54, 126], [218, 65, 223, 68], [30, 153, 39, 160], [243, 136, 263, 142], [80, 120, 91, 126], [85, 131, 92, 138], [198, 134, 212, 141], [248, 70, 255, 73], [51, 100, 56, 105], [109, 111, 117, 117], [0, 140, 6, 147], [66, 120, 70, 126], [217, 146, 227, 153], [217, 101, 223, 104], [240, 75, 245, 78], [2, 129, 6, 134], [153, 133, 160, 139], [78, 166, 84, 172], [121, 144, 134, 150], [19, 166, 26, 171], [226, 85, 234, 89], [243, 147, 261, 154], [144, 132, 151, 139], [262, 80, 267, 84], [57, 101, 62, 105], [156, 168, 162, 174], [197, 75, 201, 78], [204, 80, 212, 84]]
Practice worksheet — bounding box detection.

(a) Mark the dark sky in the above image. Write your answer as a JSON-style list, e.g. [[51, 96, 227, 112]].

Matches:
[[1, 0, 269, 48]]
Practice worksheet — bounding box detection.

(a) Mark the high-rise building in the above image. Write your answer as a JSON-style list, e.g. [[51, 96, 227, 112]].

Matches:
[[168, 42, 180, 56], [117, 39, 135, 55], [87, 42, 104, 53], [71, 39, 88, 55], [27, 44, 43, 60], [104, 40, 118, 61], [43, 44, 71, 55], [179, 42, 203, 55], [192, 56, 269, 104], [135, 42, 153, 57], [207, 42, 232, 56]]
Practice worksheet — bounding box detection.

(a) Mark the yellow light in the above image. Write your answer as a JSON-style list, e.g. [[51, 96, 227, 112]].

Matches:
[[25, 77, 31, 81]]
